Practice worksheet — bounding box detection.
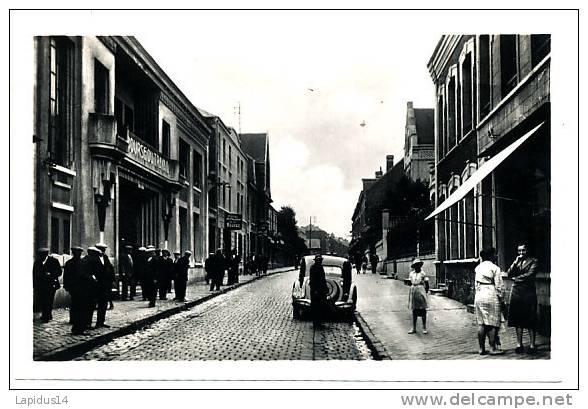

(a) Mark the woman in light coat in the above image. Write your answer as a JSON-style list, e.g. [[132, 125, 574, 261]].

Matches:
[[408, 259, 429, 334], [474, 248, 504, 355]]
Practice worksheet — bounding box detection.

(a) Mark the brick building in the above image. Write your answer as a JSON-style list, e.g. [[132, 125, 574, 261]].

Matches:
[[427, 34, 550, 334]]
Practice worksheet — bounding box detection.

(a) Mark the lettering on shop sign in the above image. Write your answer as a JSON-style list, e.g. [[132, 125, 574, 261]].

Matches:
[[127, 137, 171, 178], [225, 213, 242, 230]]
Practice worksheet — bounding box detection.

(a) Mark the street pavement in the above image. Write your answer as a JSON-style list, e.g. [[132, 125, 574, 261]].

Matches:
[[33, 268, 292, 360], [75, 270, 372, 360], [353, 272, 551, 360]]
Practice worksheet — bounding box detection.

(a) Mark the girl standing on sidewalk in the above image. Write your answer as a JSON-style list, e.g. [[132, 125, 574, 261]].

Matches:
[[408, 259, 429, 334]]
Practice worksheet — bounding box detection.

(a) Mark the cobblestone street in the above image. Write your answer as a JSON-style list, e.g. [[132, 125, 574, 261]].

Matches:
[[75, 270, 372, 360]]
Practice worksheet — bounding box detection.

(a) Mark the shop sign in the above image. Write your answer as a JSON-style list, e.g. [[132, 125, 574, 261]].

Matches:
[[127, 136, 171, 179], [225, 213, 242, 230], [257, 222, 269, 235]]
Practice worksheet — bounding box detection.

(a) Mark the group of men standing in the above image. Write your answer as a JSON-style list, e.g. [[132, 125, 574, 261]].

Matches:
[[32, 243, 192, 335], [204, 248, 242, 291]]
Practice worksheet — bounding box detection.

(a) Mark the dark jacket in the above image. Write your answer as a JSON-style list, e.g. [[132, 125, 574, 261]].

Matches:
[[63, 256, 85, 293], [33, 256, 62, 291], [144, 256, 159, 284], [174, 256, 190, 282], [507, 257, 538, 286], [119, 253, 134, 281], [309, 263, 327, 300], [342, 260, 352, 294], [159, 257, 174, 282]]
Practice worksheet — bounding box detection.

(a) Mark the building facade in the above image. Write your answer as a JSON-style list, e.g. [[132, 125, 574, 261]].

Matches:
[[33, 36, 211, 285], [428, 34, 550, 333], [404, 102, 435, 184]]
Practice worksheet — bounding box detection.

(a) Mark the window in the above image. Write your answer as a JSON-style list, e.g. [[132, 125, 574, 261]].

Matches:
[[162, 120, 170, 157], [500, 35, 518, 98], [229, 145, 232, 168], [447, 76, 456, 149], [478, 35, 491, 119], [437, 95, 445, 158], [50, 211, 71, 255], [115, 97, 124, 134], [94, 59, 109, 114], [49, 37, 74, 167], [531, 34, 550, 67], [124, 104, 134, 132], [461, 53, 473, 133], [193, 213, 201, 260], [179, 207, 188, 253], [179, 139, 190, 180], [223, 139, 227, 163], [193, 150, 202, 189]]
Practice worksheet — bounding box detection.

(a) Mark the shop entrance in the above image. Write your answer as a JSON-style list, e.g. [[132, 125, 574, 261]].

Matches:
[[119, 178, 160, 248]]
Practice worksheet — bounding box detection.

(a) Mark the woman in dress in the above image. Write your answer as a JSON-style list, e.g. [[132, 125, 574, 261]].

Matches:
[[408, 259, 429, 334], [474, 247, 504, 355]]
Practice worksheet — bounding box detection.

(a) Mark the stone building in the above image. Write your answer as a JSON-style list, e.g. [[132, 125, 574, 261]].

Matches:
[[199, 109, 249, 257], [427, 34, 550, 334], [404, 102, 435, 184], [33, 36, 211, 295]]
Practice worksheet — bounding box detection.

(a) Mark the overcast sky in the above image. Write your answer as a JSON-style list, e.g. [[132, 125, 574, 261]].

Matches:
[[137, 12, 440, 238]]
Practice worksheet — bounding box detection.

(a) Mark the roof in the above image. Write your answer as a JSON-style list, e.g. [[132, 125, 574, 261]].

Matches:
[[240, 133, 268, 162], [414, 108, 434, 144]]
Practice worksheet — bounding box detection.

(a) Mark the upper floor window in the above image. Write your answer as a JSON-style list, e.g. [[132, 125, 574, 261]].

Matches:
[[193, 150, 203, 189], [437, 94, 445, 158], [179, 139, 190, 180], [94, 59, 109, 114], [500, 35, 518, 98], [229, 145, 232, 168], [161, 120, 170, 157], [461, 53, 473, 133], [447, 75, 457, 149], [49, 36, 74, 167], [531, 34, 550, 67], [478, 35, 491, 119], [223, 139, 227, 163]]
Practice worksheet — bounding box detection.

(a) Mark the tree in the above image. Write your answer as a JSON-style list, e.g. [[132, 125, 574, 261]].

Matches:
[[277, 206, 307, 265]]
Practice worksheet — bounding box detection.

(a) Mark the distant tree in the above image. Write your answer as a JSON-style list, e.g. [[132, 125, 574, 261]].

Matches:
[[277, 206, 307, 265]]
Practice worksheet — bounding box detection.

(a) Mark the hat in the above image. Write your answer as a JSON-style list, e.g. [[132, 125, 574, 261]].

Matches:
[[411, 258, 424, 268], [125, 245, 134, 249], [314, 254, 323, 260], [162, 249, 170, 256], [88, 246, 101, 253], [37, 247, 50, 253], [138, 246, 147, 251], [146, 245, 156, 251], [173, 250, 181, 255], [71, 246, 84, 252], [184, 250, 192, 255], [95, 242, 108, 249]]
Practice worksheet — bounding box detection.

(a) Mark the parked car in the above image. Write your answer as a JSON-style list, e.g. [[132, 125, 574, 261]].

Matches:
[[292, 254, 357, 321]]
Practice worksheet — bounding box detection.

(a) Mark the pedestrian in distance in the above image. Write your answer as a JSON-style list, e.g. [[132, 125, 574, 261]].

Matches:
[[408, 258, 429, 334], [158, 249, 174, 300], [118, 245, 134, 301], [361, 254, 368, 274], [370, 253, 379, 274], [309, 254, 328, 328], [204, 252, 214, 284], [93, 243, 115, 327], [507, 243, 539, 354], [33, 247, 62, 323], [63, 246, 84, 333], [144, 246, 159, 308], [172, 250, 181, 290], [342, 255, 353, 301], [135, 246, 147, 300], [209, 249, 225, 291], [298, 257, 306, 287], [228, 248, 241, 285], [474, 248, 504, 355], [354, 253, 362, 274], [96, 243, 115, 311], [174, 250, 190, 302]]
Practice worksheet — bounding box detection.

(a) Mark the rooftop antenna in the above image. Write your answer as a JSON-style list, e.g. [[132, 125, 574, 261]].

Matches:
[[234, 101, 242, 135]]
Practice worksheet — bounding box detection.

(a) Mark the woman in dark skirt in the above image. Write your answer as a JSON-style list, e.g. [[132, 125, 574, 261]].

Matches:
[[507, 244, 539, 354]]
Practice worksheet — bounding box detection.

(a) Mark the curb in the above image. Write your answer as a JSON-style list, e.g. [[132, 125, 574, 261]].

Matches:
[[36, 268, 294, 361], [353, 311, 391, 361]]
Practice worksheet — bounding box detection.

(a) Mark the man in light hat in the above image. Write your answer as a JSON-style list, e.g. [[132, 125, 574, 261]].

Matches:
[[32, 247, 62, 323], [93, 244, 115, 327], [158, 249, 173, 300], [309, 254, 328, 327], [144, 246, 159, 307]]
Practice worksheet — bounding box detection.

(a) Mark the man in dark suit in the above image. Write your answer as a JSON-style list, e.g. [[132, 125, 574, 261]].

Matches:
[[309, 254, 328, 327], [119, 245, 134, 301], [32, 247, 62, 323], [63, 246, 87, 334], [144, 246, 159, 307], [210, 249, 225, 291], [342, 255, 353, 301], [96, 243, 115, 312], [158, 250, 174, 300], [135, 247, 147, 300], [507, 243, 539, 354], [174, 250, 191, 302], [89, 245, 114, 328]]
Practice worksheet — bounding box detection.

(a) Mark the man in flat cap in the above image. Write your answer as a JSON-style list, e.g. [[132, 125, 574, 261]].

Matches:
[[309, 254, 328, 328], [119, 245, 134, 301], [92, 244, 115, 327], [32, 247, 62, 323], [158, 250, 173, 300], [144, 246, 159, 307]]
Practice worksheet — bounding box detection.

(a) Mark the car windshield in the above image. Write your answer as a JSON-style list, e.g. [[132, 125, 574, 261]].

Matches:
[[322, 265, 342, 277]]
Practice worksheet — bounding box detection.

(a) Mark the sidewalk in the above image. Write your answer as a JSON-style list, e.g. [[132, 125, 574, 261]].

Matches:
[[353, 273, 551, 360], [33, 267, 293, 361]]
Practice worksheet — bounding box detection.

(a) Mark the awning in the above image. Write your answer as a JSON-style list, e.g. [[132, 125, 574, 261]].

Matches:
[[425, 122, 544, 221]]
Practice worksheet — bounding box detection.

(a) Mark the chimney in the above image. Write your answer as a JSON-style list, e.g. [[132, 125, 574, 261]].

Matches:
[[386, 155, 394, 172], [375, 166, 383, 179]]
